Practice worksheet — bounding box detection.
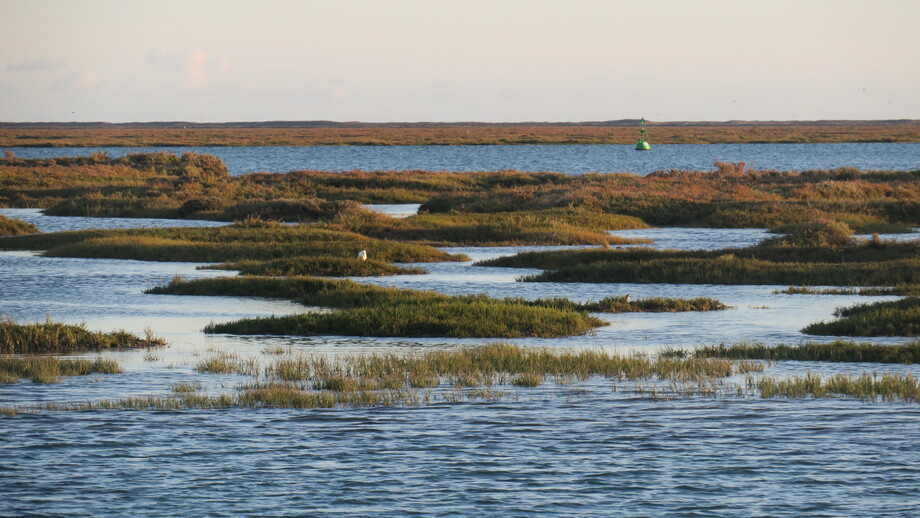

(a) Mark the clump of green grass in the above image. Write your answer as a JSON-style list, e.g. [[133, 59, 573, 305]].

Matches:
[[0, 214, 39, 236], [693, 340, 920, 363], [171, 382, 203, 393], [511, 372, 544, 387], [0, 319, 165, 354], [205, 299, 605, 339], [204, 255, 427, 277], [762, 219, 856, 247], [195, 352, 260, 376], [753, 372, 920, 402], [0, 356, 122, 384], [802, 297, 920, 336]]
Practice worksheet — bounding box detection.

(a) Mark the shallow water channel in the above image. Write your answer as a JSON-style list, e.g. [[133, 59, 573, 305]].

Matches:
[[1, 207, 919, 516]]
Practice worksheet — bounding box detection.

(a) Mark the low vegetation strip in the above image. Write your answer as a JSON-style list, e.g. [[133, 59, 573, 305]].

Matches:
[[202, 256, 428, 277], [150, 276, 606, 338], [0, 357, 122, 384], [0, 320, 164, 354], [215, 342, 763, 382], [802, 297, 920, 337], [4, 153, 919, 231], [754, 372, 920, 402], [523, 256, 920, 286], [528, 296, 730, 313], [691, 340, 920, 364], [204, 301, 604, 338], [0, 223, 467, 272], [0, 214, 38, 236], [339, 208, 652, 246], [480, 241, 920, 287]]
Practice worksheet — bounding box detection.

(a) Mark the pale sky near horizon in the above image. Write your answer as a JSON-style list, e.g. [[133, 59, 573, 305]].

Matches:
[[1, 0, 918, 123]]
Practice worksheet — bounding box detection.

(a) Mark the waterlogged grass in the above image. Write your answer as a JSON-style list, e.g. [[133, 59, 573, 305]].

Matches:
[[531, 295, 730, 313], [203, 255, 427, 277], [692, 340, 920, 364], [0, 214, 38, 236], [0, 356, 122, 384], [753, 372, 920, 402], [482, 241, 920, 287], [774, 286, 920, 296], [802, 297, 920, 337], [11, 342, 920, 411], [0, 319, 164, 354], [197, 342, 763, 384]]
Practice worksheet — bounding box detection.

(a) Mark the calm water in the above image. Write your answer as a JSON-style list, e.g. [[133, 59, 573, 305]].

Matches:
[[3, 210, 920, 515], [5, 142, 920, 175]]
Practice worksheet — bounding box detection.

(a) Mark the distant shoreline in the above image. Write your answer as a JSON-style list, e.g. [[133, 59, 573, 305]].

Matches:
[[2, 120, 920, 146]]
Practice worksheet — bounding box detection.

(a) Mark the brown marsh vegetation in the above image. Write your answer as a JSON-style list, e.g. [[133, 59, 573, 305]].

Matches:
[[3, 121, 920, 147], [2, 153, 918, 233]]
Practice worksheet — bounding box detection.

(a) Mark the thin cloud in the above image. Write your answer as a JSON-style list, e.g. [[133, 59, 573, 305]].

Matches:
[[6, 59, 67, 72], [184, 50, 207, 88], [51, 69, 100, 93]]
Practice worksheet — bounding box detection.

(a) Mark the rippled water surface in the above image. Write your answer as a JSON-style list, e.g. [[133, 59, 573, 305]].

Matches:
[[6, 142, 920, 175], [2, 211, 920, 516]]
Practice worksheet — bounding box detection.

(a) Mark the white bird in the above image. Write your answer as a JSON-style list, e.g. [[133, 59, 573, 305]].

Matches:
[[358, 249, 367, 261], [624, 294, 631, 303]]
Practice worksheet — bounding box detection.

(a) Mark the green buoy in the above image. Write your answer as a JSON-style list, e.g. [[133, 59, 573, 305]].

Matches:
[[635, 117, 651, 151]]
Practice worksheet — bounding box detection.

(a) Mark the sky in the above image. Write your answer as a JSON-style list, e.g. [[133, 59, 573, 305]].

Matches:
[[1, 0, 918, 123]]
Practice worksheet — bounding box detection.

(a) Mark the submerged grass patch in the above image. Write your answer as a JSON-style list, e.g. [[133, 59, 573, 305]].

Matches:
[[774, 286, 920, 296], [0, 356, 122, 384], [692, 340, 920, 364], [753, 372, 920, 402], [530, 295, 730, 313], [0, 319, 164, 354], [802, 297, 920, 337]]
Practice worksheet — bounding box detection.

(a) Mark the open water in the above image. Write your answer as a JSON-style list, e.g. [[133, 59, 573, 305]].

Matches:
[[5, 142, 920, 175], [1, 208, 920, 516]]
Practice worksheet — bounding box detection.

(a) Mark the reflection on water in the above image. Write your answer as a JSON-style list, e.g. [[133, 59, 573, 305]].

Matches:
[[2, 211, 920, 516]]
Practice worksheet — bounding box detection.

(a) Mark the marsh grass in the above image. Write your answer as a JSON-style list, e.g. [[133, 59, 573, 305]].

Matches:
[[774, 286, 919, 296], [693, 340, 920, 364], [6, 123, 920, 147], [153, 276, 606, 338], [0, 356, 122, 384], [530, 295, 730, 313], [2, 224, 465, 265], [482, 242, 920, 287], [0, 319, 165, 354], [802, 297, 920, 336], [753, 372, 920, 402], [171, 382, 202, 393], [341, 208, 652, 246], [204, 255, 428, 277], [0, 214, 39, 236]]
